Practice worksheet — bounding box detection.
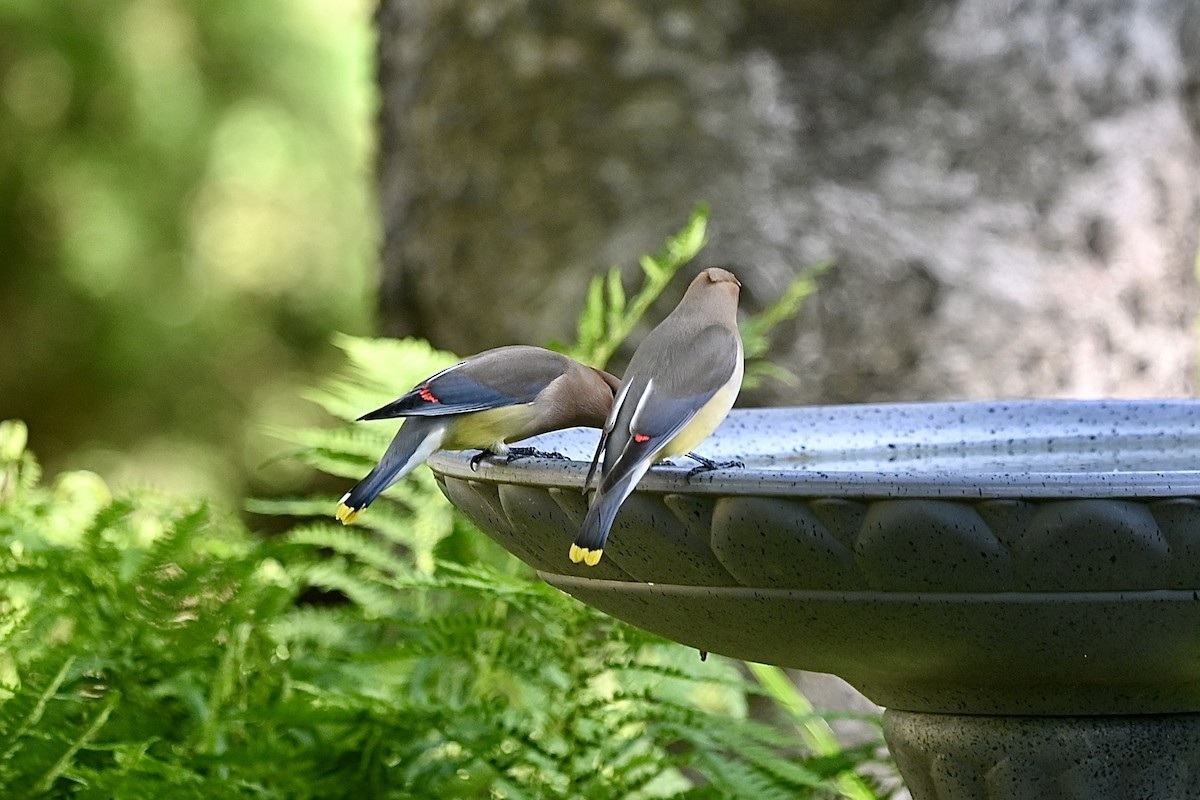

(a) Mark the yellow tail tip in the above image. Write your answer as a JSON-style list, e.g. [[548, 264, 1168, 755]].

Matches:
[[569, 543, 603, 566], [335, 503, 363, 525]]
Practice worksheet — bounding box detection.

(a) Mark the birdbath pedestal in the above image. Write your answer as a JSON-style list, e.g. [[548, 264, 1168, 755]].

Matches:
[[428, 400, 1200, 800]]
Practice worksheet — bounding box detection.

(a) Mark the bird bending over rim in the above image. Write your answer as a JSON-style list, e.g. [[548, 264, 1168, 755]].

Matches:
[[336, 345, 621, 524]]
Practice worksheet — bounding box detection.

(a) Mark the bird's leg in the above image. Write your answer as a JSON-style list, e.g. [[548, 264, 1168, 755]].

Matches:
[[684, 451, 744, 480], [504, 446, 568, 463]]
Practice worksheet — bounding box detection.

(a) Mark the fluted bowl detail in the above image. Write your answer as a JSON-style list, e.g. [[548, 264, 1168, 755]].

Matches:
[[429, 400, 1200, 713]]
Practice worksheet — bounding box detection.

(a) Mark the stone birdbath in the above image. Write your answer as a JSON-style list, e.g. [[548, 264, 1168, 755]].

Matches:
[[428, 399, 1200, 800]]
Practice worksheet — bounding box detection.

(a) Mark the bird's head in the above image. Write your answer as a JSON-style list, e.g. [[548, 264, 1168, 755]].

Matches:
[[699, 266, 741, 289], [681, 267, 742, 319]]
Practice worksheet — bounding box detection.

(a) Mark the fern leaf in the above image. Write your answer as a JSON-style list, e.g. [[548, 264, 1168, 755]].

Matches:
[[742, 361, 800, 391], [31, 690, 120, 795], [689, 750, 798, 800], [671, 203, 709, 263], [570, 206, 709, 369], [245, 496, 345, 519], [638, 253, 664, 282], [268, 605, 362, 649], [574, 275, 607, 355], [605, 268, 627, 334], [0, 658, 75, 764], [269, 423, 394, 460], [286, 524, 415, 579], [295, 450, 375, 481], [291, 560, 397, 617], [739, 260, 832, 387]]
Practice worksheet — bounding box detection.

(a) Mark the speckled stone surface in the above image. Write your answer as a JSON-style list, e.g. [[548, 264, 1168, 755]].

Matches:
[[884, 710, 1200, 800], [429, 400, 1200, 714]]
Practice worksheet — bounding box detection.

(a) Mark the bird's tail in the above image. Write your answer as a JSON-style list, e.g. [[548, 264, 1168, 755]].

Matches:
[[336, 420, 446, 523], [569, 460, 652, 566]]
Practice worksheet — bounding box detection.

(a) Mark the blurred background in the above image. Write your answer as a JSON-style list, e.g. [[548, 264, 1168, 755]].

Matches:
[[0, 5, 1194, 795], [0, 0, 377, 502], [374, 1, 1199, 412], [3, 0, 1198, 507]]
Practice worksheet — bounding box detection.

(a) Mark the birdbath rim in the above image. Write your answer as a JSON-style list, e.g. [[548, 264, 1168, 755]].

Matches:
[[428, 398, 1200, 499]]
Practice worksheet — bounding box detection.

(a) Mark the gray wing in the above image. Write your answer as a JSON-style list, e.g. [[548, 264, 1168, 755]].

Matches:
[[598, 324, 738, 481], [624, 324, 738, 434], [359, 346, 569, 420]]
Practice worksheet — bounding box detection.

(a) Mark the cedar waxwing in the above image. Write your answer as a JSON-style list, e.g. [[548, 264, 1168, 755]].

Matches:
[[570, 267, 744, 566], [336, 345, 622, 524]]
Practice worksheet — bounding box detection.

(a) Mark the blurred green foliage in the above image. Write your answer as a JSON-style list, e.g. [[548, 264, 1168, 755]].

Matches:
[[566, 205, 710, 371], [0, 0, 377, 500], [0, 189, 897, 796], [0, 381, 895, 797]]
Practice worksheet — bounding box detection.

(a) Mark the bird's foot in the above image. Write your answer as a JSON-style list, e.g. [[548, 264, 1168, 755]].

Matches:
[[684, 452, 744, 481], [470, 447, 568, 470], [469, 450, 500, 471], [504, 447, 568, 463]]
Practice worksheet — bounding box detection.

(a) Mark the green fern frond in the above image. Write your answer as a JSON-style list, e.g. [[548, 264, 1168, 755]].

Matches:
[[269, 605, 362, 650], [0, 421, 38, 503], [325, 492, 457, 574], [740, 260, 833, 358], [0, 658, 75, 767], [269, 423, 394, 461], [30, 690, 120, 796], [719, 737, 829, 789], [290, 559, 397, 618], [570, 205, 709, 369], [689, 750, 802, 800], [300, 335, 457, 425], [333, 333, 457, 392], [285, 524, 415, 579], [740, 260, 833, 390], [245, 495, 343, 519], [291, 449, 374, 482], [80, 500, 136, 549], [572, 276, 607, 357]]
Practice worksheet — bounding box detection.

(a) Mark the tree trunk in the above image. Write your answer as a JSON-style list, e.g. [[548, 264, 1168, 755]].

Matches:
[[375, 0, 1200, 401]]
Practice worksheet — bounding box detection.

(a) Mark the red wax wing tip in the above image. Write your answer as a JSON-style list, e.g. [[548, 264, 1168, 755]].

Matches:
[[633, 433, 651, 443], [418, 385, 440, 403]]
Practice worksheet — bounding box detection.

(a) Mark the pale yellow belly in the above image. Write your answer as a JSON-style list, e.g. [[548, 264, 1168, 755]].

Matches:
[[659, 355, 744, 459], [442, 404, 535, 451]]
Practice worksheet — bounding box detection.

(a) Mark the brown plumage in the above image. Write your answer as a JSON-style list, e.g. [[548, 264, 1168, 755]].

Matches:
[[337, 346, 621, 523]]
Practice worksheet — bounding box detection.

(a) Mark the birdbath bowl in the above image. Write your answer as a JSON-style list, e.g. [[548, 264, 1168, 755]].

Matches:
[[428, 400, 1200, 800]]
